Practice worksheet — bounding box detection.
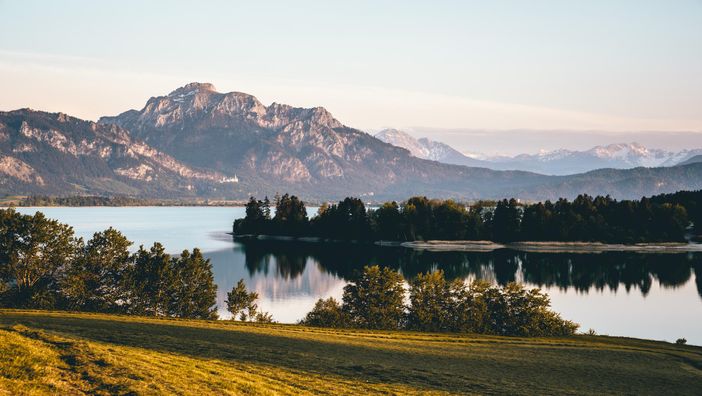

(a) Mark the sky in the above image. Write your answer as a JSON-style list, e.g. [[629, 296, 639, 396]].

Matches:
[[1, 0, 701, 154]]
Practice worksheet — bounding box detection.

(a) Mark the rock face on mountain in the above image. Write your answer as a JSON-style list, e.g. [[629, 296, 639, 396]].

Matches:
[[99, 83, 553, 200], [0, 109, 225, 197]]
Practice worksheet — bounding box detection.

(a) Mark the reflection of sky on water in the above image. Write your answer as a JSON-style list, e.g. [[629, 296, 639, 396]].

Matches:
[[16, 207, 702, 345]]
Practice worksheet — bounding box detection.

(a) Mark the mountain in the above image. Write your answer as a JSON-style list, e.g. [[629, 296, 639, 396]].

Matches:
[[485, 143, 702, 175], [2, 82, 701, 201], [374, 129, 702, 175], [0, 109, 228, 197], [99, 83, 553, 200], [677, 155, 702, 167], [374, 129, 490, 167]]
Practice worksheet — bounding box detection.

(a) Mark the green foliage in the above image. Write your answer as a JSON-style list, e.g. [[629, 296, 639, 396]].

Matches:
[[406, 271, 470, 332], [310, 197, 372, 240], [372, 201, 404, 240], [471, 282, 579, 337], [126, 243, 174, 316], [342, 266, 406, 330], [226, 279, 272, 322], [0, 209, 78, 308], [491, 199, 521, 242], [168, 249, 218, 320], [236, 191, 699, 243], [0, 209, 218, 319], [62, 228, 132, 312], [300, 298, 347, 328], [303, 267, 578, 337]]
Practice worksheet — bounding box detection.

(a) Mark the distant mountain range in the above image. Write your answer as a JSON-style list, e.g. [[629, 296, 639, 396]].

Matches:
[[1, 82, 701, 201], [374, 129, 702, 175]]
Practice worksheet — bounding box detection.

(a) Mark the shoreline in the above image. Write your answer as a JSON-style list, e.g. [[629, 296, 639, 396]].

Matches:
[[233, 234, 702, 253]]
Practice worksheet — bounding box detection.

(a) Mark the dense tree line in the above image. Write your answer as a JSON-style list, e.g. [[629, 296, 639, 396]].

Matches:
[[0, 208, 218, 319], [19, 195, 151, 207], [234, 191, 699, 243], [649, 190, 702, 234], [300, 266, 578, 336]]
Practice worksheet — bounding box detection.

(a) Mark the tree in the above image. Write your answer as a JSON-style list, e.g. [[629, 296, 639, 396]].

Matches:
[[432, 200, 468, 240], [62, 228, 132, 312], [226, 279, 261, 321], [126, 243, 174, 316], [402, 197, 434, 240], [168, 249, 218, 319], [273, 194, 308, 236], [300, 297, 346, 327], [407, 271, 465, 332], [0, 209, 78, 308], [372, 201, 404, 240], [342, 265, 406, 329], [491, 199, 521, 242], [311, 197, 371, 240], [473, 282, 579, 336]]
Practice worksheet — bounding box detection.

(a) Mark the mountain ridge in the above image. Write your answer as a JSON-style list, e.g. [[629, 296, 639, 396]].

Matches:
[[1, 82, 701, 201], [374, 128, 702, 175]]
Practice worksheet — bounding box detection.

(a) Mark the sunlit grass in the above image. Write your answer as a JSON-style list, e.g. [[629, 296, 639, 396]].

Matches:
[[1, 310, 700, 395]]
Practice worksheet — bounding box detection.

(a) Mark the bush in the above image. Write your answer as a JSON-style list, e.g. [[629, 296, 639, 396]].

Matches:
[[676, 338, 687, 345], [300, 298, 347, 327], [301, 267, 579, 337]]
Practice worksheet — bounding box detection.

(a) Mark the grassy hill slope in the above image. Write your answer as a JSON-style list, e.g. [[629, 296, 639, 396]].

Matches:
[[1, 310, 701, 395]]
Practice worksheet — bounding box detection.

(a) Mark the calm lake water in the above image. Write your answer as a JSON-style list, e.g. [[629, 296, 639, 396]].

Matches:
[[16, 206, 702, 345]]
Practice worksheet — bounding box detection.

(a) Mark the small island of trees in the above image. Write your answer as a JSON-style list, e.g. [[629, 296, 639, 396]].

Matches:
[[234, 190, 701, 244]]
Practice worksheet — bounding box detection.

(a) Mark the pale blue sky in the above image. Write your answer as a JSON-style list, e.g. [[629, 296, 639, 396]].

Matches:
[[1, 0, 701, 153]]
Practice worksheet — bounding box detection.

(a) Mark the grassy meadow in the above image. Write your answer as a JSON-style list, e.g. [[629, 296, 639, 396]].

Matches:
[[0, 310, 700, 395]]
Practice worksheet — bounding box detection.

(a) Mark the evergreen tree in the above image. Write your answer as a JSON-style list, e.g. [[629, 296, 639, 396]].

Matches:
[[491, 199, 521, 242], [62, 228, 132, 312], [226, 279, 260, 321], [126, 243, 174, 316], [168, 248, 218, 319], [372, 201, 404, 240]]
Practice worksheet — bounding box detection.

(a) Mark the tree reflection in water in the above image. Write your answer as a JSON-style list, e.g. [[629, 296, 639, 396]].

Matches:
[[238, 240, 702, 298]]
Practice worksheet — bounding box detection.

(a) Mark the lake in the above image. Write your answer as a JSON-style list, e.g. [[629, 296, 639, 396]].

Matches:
[[16, 206, 702, 345]]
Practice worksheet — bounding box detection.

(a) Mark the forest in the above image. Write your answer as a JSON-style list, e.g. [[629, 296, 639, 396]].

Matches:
[[233, 190, 701, 243]]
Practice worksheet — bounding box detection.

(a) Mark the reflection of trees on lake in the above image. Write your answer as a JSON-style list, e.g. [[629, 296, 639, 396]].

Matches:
[[237, 240, 702, 297]]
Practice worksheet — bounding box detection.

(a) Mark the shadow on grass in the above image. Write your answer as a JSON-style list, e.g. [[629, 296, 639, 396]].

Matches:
[[0, 313, 489, 393], [2, 312, 701, 395]]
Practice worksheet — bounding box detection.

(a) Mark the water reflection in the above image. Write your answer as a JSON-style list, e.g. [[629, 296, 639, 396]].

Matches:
[[236, 240, 702, 298]]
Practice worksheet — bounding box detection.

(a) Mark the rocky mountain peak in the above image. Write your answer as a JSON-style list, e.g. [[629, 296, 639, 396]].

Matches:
[[168, 82, 217, 97]]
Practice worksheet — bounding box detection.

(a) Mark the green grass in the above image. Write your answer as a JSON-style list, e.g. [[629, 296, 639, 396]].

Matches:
[[0, 310, 700, 395]]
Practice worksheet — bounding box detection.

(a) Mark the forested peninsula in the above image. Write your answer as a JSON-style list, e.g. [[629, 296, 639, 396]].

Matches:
[[233, 190, 702, 246]]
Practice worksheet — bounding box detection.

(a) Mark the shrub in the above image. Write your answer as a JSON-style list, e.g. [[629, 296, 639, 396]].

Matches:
[[300, 298, 347, 328]]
